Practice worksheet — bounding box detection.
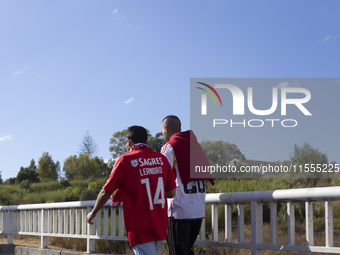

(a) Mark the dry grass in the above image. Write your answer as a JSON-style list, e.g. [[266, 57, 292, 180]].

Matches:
[[191, 223, 340, 255], [0, 234, 68, 250], [1, 223, 339, 255]]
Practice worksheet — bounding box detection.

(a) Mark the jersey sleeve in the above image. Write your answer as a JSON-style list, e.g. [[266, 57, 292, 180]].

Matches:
[[161, 143, 175, 168], [102, 156, 125, 194], [163, 156, 176, 191]]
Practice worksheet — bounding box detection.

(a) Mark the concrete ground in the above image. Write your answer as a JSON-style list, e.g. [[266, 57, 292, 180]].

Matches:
[[0, 245, 110, 255]]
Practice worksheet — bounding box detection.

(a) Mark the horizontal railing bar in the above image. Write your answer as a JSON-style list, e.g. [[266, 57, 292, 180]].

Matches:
[[12, 231, 128, 241], [1, 186, 339, 211], [205, 186, 340, 204], [0, 201, 119, 211]]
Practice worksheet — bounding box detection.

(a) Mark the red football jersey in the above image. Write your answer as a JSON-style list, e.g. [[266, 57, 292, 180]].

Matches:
[[103, 146, 176, 246]]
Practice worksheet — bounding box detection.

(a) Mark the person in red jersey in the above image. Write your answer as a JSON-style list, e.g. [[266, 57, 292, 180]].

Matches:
[[87, 126, 176, 255], [161, 115, 214, 255]]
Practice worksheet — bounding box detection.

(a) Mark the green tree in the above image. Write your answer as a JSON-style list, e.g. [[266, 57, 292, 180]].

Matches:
[[288, 143, 329, 185], [16, 159, 40, 184], [109, 129, 127, 159], [62, 155, 79, 180], [4, 178, 16, 185], [148, 132, 164, 152], [63, 154, 109, 180], [79, 131, 98, 158], [37, 152, 60, 182], [90, 156, 111, 178], [201, 140, 245, 165], [289, 143, 328, 165]]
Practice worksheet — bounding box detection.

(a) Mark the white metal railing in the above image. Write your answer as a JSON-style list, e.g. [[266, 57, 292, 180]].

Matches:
[[0, 186, 340, 254]]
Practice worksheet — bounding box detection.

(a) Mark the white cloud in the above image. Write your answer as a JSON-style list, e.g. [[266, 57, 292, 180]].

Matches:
[[322, 35, 332, 42], [124, 97, 135, 104], [112, 9, 127, 22], [12, 69, 23, 76], [276, 81, 290, 88], [0, 135, 12, 142]]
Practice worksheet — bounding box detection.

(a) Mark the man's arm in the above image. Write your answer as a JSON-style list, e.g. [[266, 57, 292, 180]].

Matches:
[[167, 189, 176, 198], [87, 189, 111, 224]]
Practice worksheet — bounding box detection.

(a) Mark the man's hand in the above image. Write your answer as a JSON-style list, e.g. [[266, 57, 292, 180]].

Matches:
[[86, 189, 112, 225], [87, 211, 96, 225]]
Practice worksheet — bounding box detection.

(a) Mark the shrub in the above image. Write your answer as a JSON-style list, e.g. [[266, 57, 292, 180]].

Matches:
[[30, 181, 63, 193], [80, 189, 97, 201], [314, 216, 325, 232], [60, 178, 71, 188], [66, 186, 82, 201], [0, 189, 12, 205], [88, 181, 104, 193], [20, 180, 31, 192], [70, 179, 91, 190]]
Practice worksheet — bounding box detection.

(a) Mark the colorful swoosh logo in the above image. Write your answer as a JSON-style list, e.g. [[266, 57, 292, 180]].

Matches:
[[196, 82, 223, 106]]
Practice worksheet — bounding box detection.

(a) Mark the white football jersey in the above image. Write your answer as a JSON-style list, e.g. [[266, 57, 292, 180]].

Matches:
[[161, 143, 206, 219]]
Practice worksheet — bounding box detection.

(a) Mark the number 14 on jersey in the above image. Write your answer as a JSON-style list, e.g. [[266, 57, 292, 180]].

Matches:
[[141, 177, 165, 210]]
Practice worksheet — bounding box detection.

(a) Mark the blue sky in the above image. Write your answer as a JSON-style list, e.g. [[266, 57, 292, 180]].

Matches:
[[0, 0, 339, 181]]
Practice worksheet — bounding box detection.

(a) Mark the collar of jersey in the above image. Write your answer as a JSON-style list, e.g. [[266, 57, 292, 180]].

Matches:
[[129, 143, 149, 152]]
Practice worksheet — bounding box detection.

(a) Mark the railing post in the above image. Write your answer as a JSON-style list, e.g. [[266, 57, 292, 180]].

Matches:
[[199, 218, 206, 241], [70, 209, 75, 234], [225, 204, 232, 242], [118, 207, 125, 237], [87, 207, 95, 253], [46, 210, 50, 234], [325, 201, 334, 247], [270, 202, 277, 244], [111, 207, 116, 237], [53, 210, 57, 234], [25, 211, 28, 232], [82, 209, 87, 235], [287, 202, 295, 245], [0, 212, 3, 233], [96, 209, 101, 236], [64, 209, 69, 234], [103, 208, 109, 236], [58, 210, 63, 234], [251, 201, 263, 255], [19, 211, 23, 232], [7, 211, 13, 244], [237, 204, 245, 243], [211, 205, 218, 242], [76, 209, 81, 235], [33, 210, 37, 233], [7, 234, 13, 244], [41, 209, 48, 248], [305, 201, 314, 246]]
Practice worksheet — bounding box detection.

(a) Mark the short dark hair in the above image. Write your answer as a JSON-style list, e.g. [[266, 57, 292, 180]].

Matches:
[[126, 126, 148, 144], [162, 115, 181, 132]]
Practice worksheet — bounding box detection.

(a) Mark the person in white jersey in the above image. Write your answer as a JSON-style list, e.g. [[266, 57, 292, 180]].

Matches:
[[160, 115, 214, 255]]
